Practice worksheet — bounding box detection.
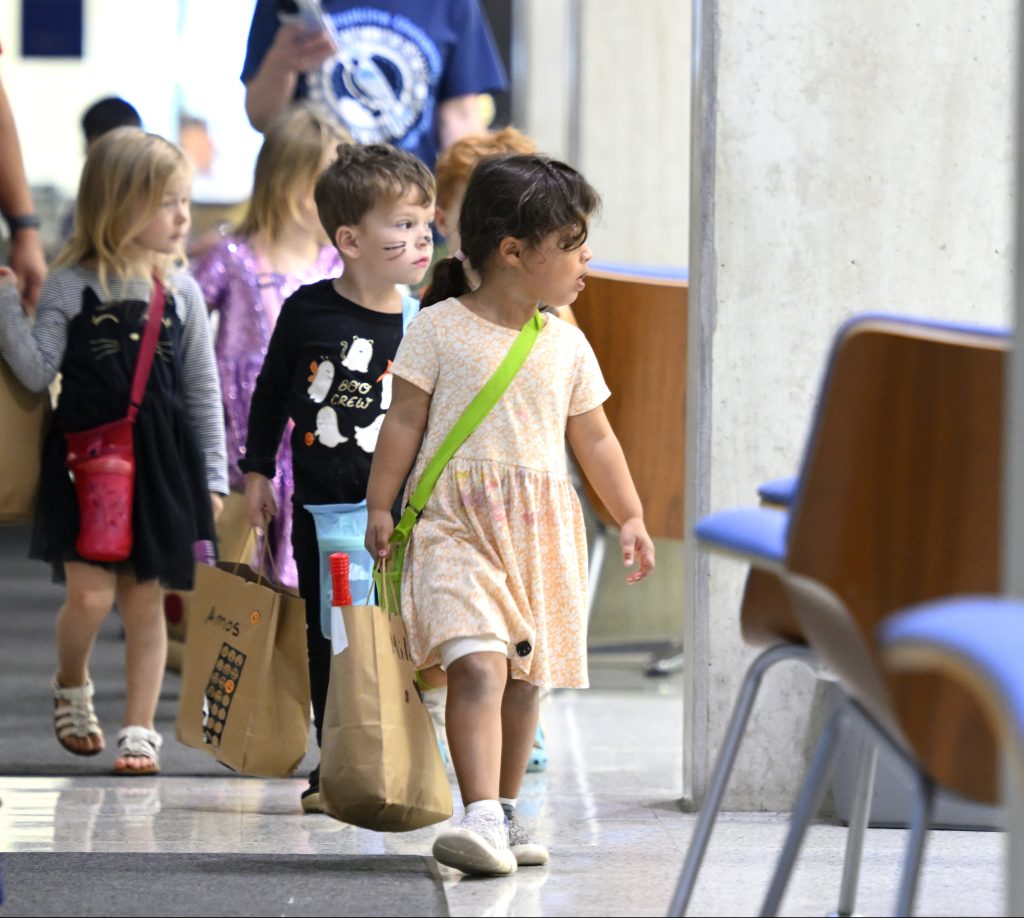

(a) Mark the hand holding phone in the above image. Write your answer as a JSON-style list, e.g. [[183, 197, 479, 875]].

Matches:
[[275, 0, 338, 48]]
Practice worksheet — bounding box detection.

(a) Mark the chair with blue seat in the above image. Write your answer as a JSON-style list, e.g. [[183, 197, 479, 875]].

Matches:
[[670, 313, 1010, 917], [670, 318, 878, 916], [755, 316, 1006, 916], [756, 476, 797, 507], [879, 596, 1024, 916]]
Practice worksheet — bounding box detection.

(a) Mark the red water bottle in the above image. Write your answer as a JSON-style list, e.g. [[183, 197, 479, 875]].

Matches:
[[330, 552, 352, 607]]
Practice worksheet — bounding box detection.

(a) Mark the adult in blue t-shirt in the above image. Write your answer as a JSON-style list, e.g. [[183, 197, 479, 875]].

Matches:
[[241, 0, 508, 170]]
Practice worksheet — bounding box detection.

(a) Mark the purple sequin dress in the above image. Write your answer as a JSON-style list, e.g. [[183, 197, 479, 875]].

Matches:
[[192, 235, 342, 588]]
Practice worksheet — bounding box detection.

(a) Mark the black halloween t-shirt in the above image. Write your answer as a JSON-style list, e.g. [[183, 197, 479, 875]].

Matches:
[[241, 279, 409, 505]]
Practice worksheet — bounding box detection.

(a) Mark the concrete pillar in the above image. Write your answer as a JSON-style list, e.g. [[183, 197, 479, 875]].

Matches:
[[691, 0, 1016, 808]]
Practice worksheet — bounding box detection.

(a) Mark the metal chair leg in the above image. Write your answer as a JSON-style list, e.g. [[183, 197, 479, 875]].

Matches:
[[759, 702, 850, 918], [667, 643, 817, 916], [831, 738, 878, 917], [840, 703, 936, 918], [645, 647, 685, 676], [1003, 748, 1024, 917], [586, 522, 607, 621], [893, 772, 935, 917]]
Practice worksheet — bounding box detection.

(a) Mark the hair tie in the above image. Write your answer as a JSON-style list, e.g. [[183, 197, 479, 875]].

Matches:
[[453, 249, 467, 263]]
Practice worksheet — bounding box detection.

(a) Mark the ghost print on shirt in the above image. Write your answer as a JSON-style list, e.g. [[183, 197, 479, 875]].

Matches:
[[301, 333, 394, 455], [307, 360, 334, 402], [340, 336, 373, 373], [353, 414, 385, 453], [314, 406, 349, 447]]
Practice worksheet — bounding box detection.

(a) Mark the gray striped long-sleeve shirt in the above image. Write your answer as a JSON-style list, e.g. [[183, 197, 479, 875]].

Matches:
[[0, 265, 229, 494]]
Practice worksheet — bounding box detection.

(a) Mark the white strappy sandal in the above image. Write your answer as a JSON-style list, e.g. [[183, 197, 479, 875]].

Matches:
[[114, 726, 163, 775], [52, 676, 104, 756]]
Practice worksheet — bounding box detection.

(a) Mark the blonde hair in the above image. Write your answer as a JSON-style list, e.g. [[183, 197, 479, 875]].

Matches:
[[434, 126, 537, 212], [55, 127, 191, 290], [236, 103, 351, 244]]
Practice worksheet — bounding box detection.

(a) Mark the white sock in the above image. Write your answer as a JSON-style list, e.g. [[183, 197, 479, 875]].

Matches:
[[498, 797, 517, 819], [464, 799, 503, 821]]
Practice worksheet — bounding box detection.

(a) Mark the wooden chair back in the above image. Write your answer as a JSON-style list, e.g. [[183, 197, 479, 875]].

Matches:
[[784, 316, 1009, 801], [569, 267, 688, 539]]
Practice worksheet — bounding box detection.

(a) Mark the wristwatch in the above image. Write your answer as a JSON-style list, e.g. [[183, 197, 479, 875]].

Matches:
[[5, 213, 41, 234]]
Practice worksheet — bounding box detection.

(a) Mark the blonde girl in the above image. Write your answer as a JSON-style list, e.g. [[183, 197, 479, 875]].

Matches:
[[365, 153, 654, 876], [192, 103, 349, 588], [0, 128, 227, 775]]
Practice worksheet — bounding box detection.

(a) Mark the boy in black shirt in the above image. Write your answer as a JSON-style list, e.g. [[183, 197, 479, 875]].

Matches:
[[241, 143, 436, 812]]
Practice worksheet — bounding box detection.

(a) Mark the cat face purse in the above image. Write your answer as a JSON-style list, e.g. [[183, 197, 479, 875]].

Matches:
[[64, 279, 165, 562]]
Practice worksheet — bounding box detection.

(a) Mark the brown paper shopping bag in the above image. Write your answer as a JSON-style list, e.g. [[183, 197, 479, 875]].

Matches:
[[164, 500, 258, 672], [319, 600, 453, 832], [215, 491, 259, 565], [0, 361, 50, 524], [176, 561, 310, 777]]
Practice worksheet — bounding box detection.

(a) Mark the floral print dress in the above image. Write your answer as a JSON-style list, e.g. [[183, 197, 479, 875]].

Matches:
[[390, 298, 610, 688]]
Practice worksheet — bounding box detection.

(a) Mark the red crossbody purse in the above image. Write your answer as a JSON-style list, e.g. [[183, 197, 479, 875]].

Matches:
[[64, 278, 165, 562]]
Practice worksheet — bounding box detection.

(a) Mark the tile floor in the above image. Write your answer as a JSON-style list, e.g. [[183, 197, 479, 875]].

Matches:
[[0, 656, 1008, 916]]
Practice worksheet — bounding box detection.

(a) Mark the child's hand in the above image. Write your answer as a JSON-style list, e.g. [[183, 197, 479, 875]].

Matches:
[[243, 472, 277, 533], [365, 508, 395, 559], [620, 517, 655, 584]]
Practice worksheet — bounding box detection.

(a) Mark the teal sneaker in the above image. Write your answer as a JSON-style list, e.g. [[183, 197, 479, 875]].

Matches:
[[527, 723, 547, 773]]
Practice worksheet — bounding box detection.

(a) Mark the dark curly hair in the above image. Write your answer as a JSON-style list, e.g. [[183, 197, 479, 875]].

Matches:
[[422, 153, 600, 307]]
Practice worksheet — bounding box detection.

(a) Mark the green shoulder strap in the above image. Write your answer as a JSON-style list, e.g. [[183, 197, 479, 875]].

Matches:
[[391, 310, 544, 543]]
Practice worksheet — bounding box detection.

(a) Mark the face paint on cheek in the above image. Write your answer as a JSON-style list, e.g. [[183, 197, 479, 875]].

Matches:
[[382, 241, 406, 260]]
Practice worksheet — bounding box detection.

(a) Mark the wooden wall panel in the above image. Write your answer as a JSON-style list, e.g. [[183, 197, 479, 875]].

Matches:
[[568, 270, 687, 539]]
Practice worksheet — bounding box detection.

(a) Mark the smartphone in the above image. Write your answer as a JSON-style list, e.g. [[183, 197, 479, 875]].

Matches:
[[275, 0, 338, 46]]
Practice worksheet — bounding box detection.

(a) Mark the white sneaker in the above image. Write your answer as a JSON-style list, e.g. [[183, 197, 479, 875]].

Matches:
[[507, 810, 550, 866], [433, 808, 518, 876]]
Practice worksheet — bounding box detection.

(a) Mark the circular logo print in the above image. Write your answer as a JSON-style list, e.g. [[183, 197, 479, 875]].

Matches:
[[308, 22, 433, 146]]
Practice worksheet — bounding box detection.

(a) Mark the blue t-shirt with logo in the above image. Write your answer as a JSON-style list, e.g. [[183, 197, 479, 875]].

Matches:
[[242, 0, 508, 170]]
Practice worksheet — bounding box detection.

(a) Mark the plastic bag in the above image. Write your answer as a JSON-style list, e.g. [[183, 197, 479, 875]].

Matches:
[[305, 502, 375, 639]]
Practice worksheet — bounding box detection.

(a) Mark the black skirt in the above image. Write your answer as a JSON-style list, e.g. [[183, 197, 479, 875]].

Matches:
[[30, 287, 215, 590]]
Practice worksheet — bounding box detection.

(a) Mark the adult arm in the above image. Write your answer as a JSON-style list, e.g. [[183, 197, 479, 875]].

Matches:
[[567, 405, 655, 583], [0, 75, 45, 310], [437, 94, 487, 151], [244, 23, 336, 132], [435, 0, 508, 150]]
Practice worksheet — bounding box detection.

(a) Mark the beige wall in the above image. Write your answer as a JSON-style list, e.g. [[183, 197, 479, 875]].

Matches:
[[579, 1, 691, 269], [515, 0, 691, 269]]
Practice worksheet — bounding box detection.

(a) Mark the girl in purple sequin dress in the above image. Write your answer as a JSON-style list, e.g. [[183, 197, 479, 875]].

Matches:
[[191, 104, 349, 587]]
